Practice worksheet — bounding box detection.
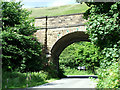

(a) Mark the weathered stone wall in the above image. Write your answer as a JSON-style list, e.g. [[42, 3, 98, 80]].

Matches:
[[35, 13, 87, 28], [34, 26, 87, 52]]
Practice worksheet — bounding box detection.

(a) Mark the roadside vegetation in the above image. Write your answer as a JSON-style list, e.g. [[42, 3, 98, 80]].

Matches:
[[83, 2, 120, 88], [27, 3, 89, 17], [59, 42, 101, 75], [61, 67, 94, 75], [3, 71, 59, 88], [1, 1, 57, 89]]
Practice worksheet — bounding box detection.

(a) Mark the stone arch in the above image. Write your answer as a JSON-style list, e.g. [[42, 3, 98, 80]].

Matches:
[[51, 31, 90, 73]]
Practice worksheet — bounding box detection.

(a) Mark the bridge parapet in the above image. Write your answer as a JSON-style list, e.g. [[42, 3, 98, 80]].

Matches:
[[35, 13, 87, 28]]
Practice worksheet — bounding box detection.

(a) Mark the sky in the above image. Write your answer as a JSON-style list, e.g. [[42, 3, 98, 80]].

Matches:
[[9, 0, 77, 8]]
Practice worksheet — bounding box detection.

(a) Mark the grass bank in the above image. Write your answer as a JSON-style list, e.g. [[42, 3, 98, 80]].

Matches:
[[2, 71, 59, 89], [27, 3, 89, 18]]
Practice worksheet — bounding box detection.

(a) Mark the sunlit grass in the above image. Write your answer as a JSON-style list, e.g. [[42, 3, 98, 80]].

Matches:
[[62, 67, 94, 76], [27, 3, 89, 18]]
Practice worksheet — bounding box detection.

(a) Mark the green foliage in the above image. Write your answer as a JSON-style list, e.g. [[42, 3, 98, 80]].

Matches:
[[83, 2, 115, 19], [59, 42, 101, 73], [100, 46, 119, 68], [62, 67, 94, 75], [2, 71, 50, 89], [1, 1, 47, 72], [2, 1, 37, 36], [2, 1, 28, 27], [97, 62, 119, 88], [84, 1, 120, 68], [85, 14, 120, 49], [84, 2, 120, 48], [2, 31, 47, 72], [84, 1, 120, 88]]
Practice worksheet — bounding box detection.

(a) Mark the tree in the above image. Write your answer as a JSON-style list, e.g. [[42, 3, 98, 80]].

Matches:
[[2, 1, 37, 36], [1, 1, 47, 72]]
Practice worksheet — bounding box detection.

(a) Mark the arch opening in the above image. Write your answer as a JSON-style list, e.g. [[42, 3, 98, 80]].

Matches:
[[59, 41, 98, 76], [50, 31, 90, 76]]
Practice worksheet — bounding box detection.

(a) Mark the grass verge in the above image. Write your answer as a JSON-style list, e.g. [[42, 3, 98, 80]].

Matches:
[[2, 71, 59, 89]]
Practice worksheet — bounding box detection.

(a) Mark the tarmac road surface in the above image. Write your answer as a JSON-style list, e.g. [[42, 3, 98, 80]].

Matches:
[[29, 75, 98, 88]]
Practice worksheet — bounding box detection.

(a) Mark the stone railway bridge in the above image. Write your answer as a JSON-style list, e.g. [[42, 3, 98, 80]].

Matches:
[[34, 13, 90, 71]]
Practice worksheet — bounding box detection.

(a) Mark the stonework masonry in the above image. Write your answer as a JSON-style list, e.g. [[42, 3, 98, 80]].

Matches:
[[35, 13, 87, 28], [34, 26, 87, 51]]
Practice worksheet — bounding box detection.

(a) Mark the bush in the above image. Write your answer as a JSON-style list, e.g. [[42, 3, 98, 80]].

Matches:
[[2, 31, 47, 72], [97, 62, 119, 88]]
